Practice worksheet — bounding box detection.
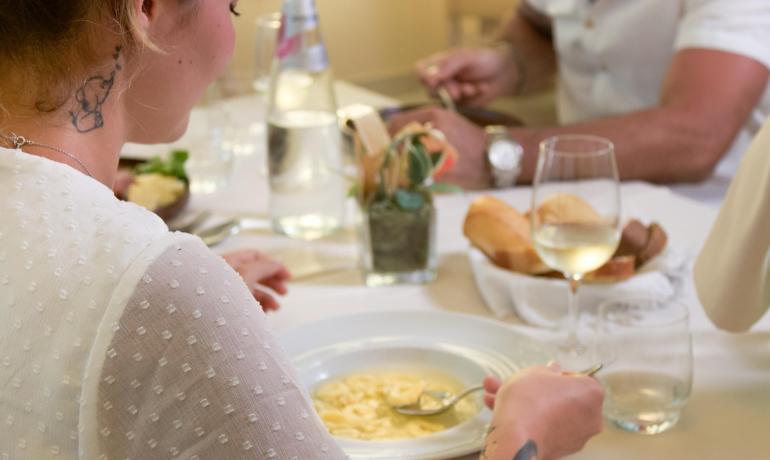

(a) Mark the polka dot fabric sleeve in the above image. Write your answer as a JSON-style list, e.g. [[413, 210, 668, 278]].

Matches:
[[94, 238, 347, 459]]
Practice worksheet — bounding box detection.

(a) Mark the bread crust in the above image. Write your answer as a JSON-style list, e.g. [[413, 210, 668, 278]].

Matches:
[[616, 219, 648, 258], [533, 193, 602, 226], [639, 223, 668, 266], [463, 196, 550, 274]]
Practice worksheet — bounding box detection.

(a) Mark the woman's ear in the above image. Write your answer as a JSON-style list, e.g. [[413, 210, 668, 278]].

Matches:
[[135, 0, 153, 29]]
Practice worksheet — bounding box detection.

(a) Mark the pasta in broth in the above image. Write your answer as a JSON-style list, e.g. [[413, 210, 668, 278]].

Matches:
[[313, 370, 480, 440]]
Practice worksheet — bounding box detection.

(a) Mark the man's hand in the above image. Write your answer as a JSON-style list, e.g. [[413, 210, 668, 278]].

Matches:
[[481, 365, 604, 460], [416, 47, 520, 107], [387, 107, 491, 189], [222, 250, 291, 312]]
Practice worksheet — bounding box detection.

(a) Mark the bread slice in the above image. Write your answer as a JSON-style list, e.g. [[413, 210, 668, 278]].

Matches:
[[638, 223, 667, 266], [533, 193, 602, 226], [463, 196, 550, 275], [584, 255, 636, 283], [616, 219, 648, 258]]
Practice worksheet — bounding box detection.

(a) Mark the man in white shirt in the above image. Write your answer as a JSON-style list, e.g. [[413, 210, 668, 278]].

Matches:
[[392, 0, 770, 204]]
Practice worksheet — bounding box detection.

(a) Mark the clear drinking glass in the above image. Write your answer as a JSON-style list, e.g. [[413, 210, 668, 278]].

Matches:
[[209, 72, 265, 159], [254, 12, 281, 93], [530, 135, 620, 370], [186, 101, 235, 194], [595, 297, 693, 435]]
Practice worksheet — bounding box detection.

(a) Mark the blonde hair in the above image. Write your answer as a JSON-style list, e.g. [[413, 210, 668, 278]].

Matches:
[[0, 0, 192, 115]]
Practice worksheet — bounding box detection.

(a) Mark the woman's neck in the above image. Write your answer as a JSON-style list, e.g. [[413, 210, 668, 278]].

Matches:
[[2, 50, 129, 188]]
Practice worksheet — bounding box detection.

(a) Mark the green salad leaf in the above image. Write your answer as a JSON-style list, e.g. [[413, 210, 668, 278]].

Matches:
[[135, 149, 189, 182]]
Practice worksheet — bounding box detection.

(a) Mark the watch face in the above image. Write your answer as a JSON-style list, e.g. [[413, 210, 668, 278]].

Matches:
[[489, 141, 523, 171]]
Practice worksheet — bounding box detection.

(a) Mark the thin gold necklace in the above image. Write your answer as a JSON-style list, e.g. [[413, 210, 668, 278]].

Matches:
[[1, 132, 94, 178]]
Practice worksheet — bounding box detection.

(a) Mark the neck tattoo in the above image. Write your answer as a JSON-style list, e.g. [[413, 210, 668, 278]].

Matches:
[[69, 45, 123, 133]]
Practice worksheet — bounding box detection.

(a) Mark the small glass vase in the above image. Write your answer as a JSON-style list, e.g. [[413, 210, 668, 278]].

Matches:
[[359, 198, 437, 287]]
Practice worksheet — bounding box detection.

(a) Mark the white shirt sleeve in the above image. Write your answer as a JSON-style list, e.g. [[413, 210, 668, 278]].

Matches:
[[677, 0, 770, 70], [694, 119, 770, 332], [93, 237, 347, 459]]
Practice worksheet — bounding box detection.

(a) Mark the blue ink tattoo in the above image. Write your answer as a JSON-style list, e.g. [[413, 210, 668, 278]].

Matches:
[[69, 46, 123, 133], [513, 440, 538, 460]]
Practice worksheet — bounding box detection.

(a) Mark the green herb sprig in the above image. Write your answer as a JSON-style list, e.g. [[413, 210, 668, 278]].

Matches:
[[371, 131, 460, 212], [135, 149, 190, 183]]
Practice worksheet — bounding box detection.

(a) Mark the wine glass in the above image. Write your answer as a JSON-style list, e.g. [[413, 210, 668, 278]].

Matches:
[[254, 12, 281, 93], [530, 135, 620, 370]]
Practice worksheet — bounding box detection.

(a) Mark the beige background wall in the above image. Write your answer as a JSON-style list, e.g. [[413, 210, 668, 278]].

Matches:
[[230, 1, 554, 125], [232, 0, 452, 84]]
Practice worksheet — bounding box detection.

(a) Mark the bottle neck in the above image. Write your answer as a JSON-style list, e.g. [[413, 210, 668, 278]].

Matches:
[[281, 0, 319, 22], [276, 0, 328, 73]]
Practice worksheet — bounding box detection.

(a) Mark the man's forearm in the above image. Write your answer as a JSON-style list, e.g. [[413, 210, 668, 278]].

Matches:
[[496, 2, 557, 95], [507, 48, 768, 185], [510, 107, 728, 184]]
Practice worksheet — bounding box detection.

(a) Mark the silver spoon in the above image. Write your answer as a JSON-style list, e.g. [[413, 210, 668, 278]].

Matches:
[[393, 363, 604, 416], [394, 385, 484, 416], [196, 219, 241, 246], [195, 218, 271, 246], [562, 363, 604, 378], [170, 209, 212, 233]]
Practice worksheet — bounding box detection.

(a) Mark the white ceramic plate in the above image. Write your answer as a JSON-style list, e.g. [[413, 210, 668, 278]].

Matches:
[[280, 310, 550, 460]]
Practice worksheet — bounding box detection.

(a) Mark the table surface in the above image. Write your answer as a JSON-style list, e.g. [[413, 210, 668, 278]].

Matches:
[[126, 83, 770, 460]]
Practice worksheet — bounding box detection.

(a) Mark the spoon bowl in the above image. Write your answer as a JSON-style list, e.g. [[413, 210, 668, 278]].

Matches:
[[393, 363, 604, 416], [196, 218, 242, 246]]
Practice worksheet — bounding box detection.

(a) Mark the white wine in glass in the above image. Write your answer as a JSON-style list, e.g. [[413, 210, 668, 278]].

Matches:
[[534, 222, 619, 275], [531, 135, 621, 369]]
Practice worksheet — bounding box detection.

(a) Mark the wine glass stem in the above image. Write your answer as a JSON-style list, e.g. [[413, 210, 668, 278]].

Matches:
[[565, 275, 583, 351]]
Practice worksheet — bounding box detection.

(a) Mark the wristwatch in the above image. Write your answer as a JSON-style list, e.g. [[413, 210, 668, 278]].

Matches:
[[485, 125, 523, 188]]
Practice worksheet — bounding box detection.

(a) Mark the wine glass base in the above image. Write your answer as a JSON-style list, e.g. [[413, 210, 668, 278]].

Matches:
[[608, 413, 681, 435], [555, 340, 595, 372]]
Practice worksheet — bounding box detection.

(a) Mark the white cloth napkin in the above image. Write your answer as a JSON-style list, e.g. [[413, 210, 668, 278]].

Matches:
[[468, 247, 691, 328]]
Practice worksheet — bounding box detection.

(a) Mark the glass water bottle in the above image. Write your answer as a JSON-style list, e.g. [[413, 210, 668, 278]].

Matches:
[[267, 0, 345, 240]]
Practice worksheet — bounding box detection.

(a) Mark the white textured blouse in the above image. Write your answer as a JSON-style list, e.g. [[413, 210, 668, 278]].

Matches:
[[0, 147, 346, 459]]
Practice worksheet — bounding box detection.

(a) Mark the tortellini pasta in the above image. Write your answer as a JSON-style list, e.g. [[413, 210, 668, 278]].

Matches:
[[313, 371, 479, 441]]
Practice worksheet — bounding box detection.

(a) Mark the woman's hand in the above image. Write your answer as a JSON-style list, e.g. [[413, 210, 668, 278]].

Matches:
[[481, 365, 604, 460], [222, 250, 291, 312]]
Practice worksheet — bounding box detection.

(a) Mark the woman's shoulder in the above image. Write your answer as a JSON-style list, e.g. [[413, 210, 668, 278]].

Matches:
[[0, 148, 174, 278]]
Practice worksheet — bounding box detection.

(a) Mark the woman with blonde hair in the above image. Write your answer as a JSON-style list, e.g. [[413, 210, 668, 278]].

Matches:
[[0, 1, 602, 458]]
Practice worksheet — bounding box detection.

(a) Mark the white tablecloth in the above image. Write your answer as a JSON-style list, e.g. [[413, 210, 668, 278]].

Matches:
[[127, 83, 770, 460]]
